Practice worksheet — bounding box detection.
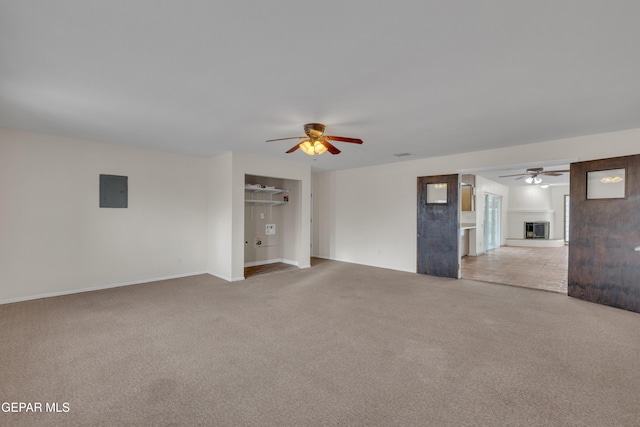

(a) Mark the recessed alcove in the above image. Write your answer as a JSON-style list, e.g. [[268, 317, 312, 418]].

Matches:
[[244, 174, 301, 275]]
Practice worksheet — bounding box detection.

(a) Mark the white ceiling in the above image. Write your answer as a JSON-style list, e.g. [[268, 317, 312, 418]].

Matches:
[[2, 1, 640, 173]]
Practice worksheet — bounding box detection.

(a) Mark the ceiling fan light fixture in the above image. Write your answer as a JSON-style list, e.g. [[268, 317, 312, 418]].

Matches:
[[299, 140, 315, 155], [267, 123, 362, 156], [304, 123, 325, 138], [299, 139, 327, 156], [498, 167, 569, 183], [314, 141, 327, 155]]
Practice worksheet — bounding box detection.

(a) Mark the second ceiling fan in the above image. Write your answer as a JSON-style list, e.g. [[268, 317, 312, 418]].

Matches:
[[266, 123, 363, 156], [499, 167, 569, 184]]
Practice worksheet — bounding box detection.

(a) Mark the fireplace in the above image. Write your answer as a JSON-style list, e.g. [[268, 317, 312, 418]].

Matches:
[[524, 221, 549, 239]]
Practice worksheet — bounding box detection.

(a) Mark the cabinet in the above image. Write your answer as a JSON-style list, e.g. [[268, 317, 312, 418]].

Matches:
[[461, 185, 474, 211], [461, 174, 475, 211]]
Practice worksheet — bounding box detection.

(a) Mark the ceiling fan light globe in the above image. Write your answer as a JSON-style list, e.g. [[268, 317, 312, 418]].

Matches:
[[314, 141, 327, 155], [300, 140, 315, 155], [525, 177, 533, 184], [534, 177, 542, 184]]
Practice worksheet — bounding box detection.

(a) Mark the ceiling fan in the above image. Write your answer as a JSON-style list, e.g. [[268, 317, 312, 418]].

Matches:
[[499, 167, 569, 184], [266, 123, 363, 156]]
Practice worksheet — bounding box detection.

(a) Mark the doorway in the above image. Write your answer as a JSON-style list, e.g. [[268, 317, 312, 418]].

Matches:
[[417, 174, 460, 278], [460, 165, 570, 294]]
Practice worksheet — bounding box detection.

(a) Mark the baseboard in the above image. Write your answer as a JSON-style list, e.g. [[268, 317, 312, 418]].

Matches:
[[206, 271, 246, 282], [244, 258, 298, 267], [0, 271, 209, 305], [467, 250, 486, 257]]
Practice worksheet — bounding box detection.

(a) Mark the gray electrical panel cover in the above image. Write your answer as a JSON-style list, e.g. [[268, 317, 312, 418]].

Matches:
[[100, 174, 128, 208]]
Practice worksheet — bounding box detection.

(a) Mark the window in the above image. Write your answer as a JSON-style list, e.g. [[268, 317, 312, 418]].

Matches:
[[587, 168, 625, 199], [426, 183, 447, 204]]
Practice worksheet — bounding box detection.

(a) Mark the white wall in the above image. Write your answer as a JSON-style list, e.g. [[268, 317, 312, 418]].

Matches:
[[506, 184, 570, 240], [312, 164, 418, 272], [509, 186, 553, 211], [507, 186, 554, 239], [207, 152, 234, 281], [280, 178, 301, 264], [0, 128, 209, 302], [311, 172, 336, 259], [551, 185, 570, 240], [312, 128, 640, 273]]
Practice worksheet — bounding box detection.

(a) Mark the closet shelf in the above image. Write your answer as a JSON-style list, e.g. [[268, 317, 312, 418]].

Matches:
[[245, 185, 290, 218], [245, 185, 289, 195], [245, 199, 286, 205]]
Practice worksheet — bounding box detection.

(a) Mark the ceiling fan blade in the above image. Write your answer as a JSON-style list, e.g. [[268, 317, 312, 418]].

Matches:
[[515, 176, 526, 180], [326, 135, 363, 144], [498, 173, 528, 178], [542, 172, 563, 177], [321, 140, 341, 155], [542, 169, 569, 174], [285, 144, 301, 153], [266, 136, 306, 142]]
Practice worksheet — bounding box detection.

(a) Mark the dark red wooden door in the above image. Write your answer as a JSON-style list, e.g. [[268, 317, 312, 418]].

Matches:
[[568, 154, 640, 313], [417, 174, 460, 278]]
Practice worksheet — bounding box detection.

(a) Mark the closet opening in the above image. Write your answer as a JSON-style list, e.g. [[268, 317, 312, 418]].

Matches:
[[244, 174, 301, 278]]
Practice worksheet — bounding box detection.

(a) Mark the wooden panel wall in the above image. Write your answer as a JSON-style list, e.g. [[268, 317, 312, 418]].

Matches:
[[568, 154, 640, 313]]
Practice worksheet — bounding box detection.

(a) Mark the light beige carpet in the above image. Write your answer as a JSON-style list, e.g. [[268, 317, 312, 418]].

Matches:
[[1, 258, 639, 426]]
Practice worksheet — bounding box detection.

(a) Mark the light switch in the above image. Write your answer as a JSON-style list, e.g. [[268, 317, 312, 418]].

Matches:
[[266, 224, 276, 235]]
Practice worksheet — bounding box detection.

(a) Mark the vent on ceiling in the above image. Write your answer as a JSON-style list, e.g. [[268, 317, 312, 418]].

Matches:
[[393, 153, 413, 157]]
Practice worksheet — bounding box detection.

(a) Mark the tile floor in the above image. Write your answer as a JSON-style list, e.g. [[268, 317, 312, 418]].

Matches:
[[461, 245, 568, 293]]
